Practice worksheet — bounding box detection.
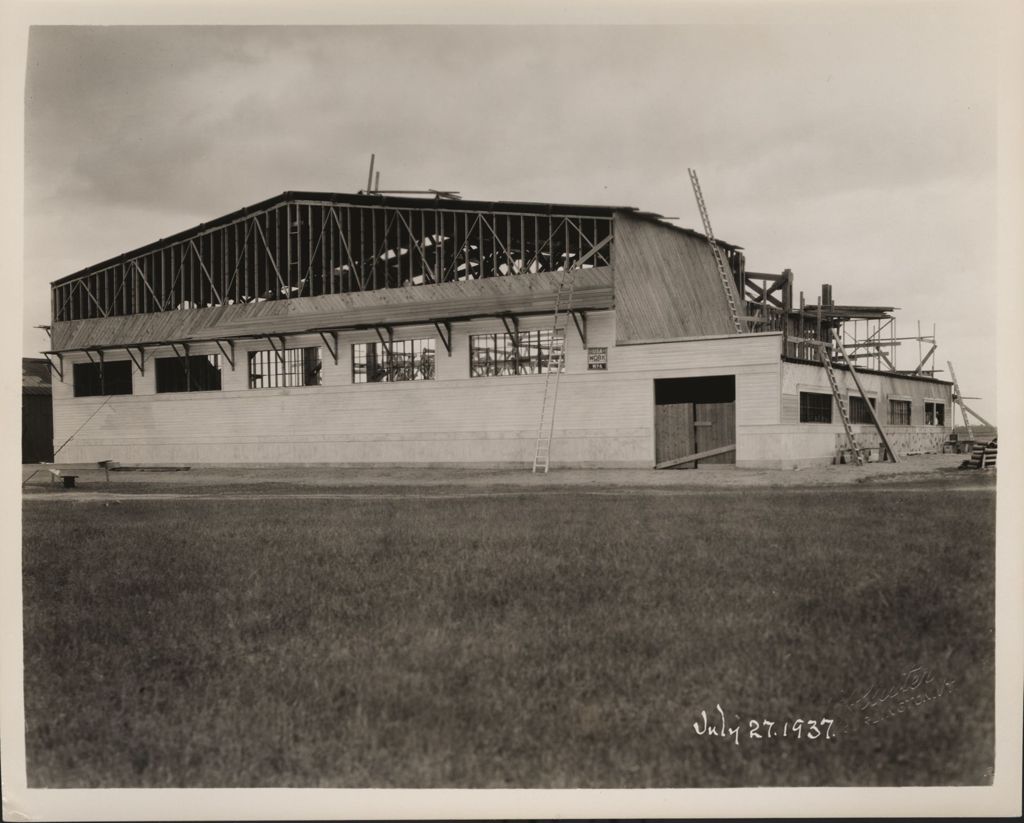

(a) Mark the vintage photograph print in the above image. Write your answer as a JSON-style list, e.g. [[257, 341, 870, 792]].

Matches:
[[16, 11, 1009, 805]]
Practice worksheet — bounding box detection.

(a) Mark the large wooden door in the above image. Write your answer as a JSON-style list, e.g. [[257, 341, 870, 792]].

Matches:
[[655, 402, 695, 464], [694, 401, 736, 465], [654, 376, 736, 468]]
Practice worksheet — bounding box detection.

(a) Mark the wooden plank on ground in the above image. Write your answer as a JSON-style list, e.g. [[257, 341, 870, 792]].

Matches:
[[654, 444, 736, 469]]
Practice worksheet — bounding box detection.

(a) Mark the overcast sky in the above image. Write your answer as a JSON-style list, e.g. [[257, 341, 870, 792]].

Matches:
[[23, 14, 1001, 420]]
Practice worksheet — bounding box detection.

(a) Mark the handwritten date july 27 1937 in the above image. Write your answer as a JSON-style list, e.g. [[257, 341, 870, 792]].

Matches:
[[692, 704, 836, 745]]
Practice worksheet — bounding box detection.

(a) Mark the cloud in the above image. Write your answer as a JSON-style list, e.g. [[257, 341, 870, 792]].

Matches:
[[22, 19, 1002, 418]]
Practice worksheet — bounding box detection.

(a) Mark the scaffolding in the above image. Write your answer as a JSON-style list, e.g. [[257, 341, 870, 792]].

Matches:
[[736, 274, 940, 377]]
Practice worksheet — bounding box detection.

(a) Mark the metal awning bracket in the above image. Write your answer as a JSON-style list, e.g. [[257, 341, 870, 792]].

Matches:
[[265, 335, 287, 365], [317, 331, 340, 365], [125, 345, 146, 375], [43, 352, 64, 382], [214, 339, 236, 370], [500, 314, 519, 343], [170, 342, 191, 367], [570, 310, 587, 347], [433, 321, 453, 356], [374, 325, 394, 355]]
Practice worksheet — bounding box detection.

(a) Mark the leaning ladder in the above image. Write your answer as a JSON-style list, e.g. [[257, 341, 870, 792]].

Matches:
[[816, 340, 865, 465], [947, 360, 974, 442], [825, 330, 900, 464], [688, 168, 745, 334], [532, 264, 578, 473]]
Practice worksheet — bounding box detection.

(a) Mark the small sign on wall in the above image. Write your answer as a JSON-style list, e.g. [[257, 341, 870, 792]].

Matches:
[[587, 347, 608, 370]]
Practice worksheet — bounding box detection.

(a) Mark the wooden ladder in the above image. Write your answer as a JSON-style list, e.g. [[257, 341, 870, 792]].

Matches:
[[688, 168, 745, 334], [816, 340, 865, 465], [947, 360, 975, 441], [532, 265, 578, 473], [825, 331, 900, 464]]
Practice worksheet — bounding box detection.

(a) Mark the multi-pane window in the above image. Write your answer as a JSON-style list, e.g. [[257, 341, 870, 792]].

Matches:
[[799, 391, 833, 423], [469, 330, 562, 377], [73, 361, 133, 397], [848, 395, 876, 424], [155, 354, 222, 393], [925, 401, 945, 426], [888, 399, 912, 426], [249, 347, 322, 389], [352, 338, 435, 383]]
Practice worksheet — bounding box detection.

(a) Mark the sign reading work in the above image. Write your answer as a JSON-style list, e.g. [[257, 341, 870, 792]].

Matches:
[[587, 347, 608, 370]]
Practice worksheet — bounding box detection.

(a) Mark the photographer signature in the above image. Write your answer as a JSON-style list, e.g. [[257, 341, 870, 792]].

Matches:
[[835, 665, 955, 727]]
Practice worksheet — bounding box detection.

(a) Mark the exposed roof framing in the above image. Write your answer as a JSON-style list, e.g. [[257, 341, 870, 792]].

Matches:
[[50, 191, 739, 325]]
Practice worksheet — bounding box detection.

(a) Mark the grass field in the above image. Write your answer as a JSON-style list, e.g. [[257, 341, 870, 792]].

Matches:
[[22, 480, 995, 787]]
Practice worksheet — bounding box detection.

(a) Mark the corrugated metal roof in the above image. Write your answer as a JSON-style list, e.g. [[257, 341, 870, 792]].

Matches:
[[22, 358, 52, 395], [51, 191, 739, 286]]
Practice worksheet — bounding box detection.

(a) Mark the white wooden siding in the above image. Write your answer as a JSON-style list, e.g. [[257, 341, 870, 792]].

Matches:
[[51, 316, 785, 467], [747, 360, 955, 467]]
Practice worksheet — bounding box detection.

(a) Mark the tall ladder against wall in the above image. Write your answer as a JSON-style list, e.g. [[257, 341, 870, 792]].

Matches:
[[688, 169, 745, 334], [529, 235, 611, 473], [531, 263, 579, 474], [947, 360, 974, 441], [819, 330, 900, 464], [815, 340, 865, 465]]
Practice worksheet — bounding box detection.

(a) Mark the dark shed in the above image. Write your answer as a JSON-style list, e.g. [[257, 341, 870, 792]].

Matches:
[[23, 358, 53, 463]]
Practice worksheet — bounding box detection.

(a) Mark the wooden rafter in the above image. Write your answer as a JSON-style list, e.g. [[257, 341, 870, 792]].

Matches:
[[301, 205, 335, 282], [223, 218, 256, 299], [393, 209, 439, 281], [77, 278, 109, 317], [328, 207, 363, 289], [189, 239, 223, 304], [252, 217, 288, 293], [477, 214, 519, 275], [911, 343, 938, 376], [130, 260, 166, 312], [443, 213, 483, 281]]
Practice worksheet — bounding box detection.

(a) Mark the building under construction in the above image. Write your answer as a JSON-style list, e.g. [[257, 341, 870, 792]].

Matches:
[[42, 185, 954, 469]]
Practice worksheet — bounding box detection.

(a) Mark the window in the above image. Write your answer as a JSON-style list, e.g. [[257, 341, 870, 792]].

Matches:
[[888, 399, 912, 426], [73, 360, 133, 397], [352, 338, 434, 383], [799, 391, 833, 423], [249, 347, 321, 388], [470, 330, 562, 377], [925, 401, 945, 426], [156, 354, 222, 393], [848, 395, 876, 424]]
